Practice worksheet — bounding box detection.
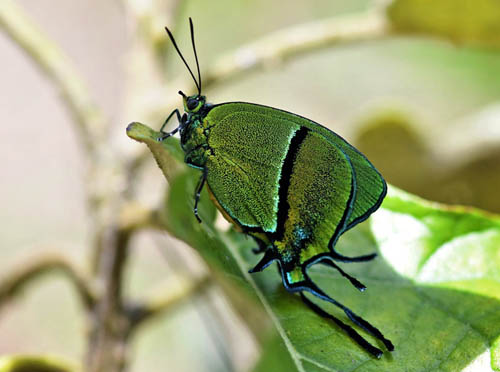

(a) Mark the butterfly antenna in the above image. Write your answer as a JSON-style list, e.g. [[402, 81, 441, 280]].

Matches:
[[189, 18, 202, 95], [165, 24, 200, 93]]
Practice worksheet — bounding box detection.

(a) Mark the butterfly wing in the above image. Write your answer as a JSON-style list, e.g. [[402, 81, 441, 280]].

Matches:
[[204, 103, 358, 250], [209, 102, 386, 235], [205, 104, 300, 233]]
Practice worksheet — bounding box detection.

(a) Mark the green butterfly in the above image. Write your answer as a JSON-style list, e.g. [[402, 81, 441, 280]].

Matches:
[[155, 18, 393, 358]]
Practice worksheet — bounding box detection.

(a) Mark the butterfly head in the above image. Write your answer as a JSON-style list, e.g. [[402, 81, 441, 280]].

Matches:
[[179, 91, 206, 114]]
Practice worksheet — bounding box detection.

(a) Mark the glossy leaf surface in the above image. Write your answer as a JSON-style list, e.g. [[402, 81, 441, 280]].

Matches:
[[128, 122, 500, 372]]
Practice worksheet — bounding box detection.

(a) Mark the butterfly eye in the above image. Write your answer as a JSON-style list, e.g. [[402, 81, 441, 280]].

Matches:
[[187, 98, 198, 110]]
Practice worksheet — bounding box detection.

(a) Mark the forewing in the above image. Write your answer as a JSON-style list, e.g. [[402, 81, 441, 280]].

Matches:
[[205, 104, 300, 232]]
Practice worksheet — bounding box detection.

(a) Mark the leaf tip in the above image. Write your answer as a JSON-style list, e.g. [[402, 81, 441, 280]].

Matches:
[[126, 122, 159, 143]]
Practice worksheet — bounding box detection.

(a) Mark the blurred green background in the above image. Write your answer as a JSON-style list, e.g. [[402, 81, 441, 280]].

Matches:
[[1, 0, 500, 371]]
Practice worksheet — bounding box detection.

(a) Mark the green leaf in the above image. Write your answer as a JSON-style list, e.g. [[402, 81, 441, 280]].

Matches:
[[371, 188, 500, 371], [388, 0, 500, 48], [252, 335, 297, 372], [374, 187, 500, 290], [0, 355, 76, 372], [252, 188, 500, 371], [126, 122, 185, 182], [129, 123, 500, 372], [161, 169, 274, 341]]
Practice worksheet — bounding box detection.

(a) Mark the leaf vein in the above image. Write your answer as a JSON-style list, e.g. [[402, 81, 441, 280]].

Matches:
[[298, 353, 340, 372], [221, 233, 306, 372]]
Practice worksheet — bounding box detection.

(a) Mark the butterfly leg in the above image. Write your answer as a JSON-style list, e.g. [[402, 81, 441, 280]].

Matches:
[[158, 109, 182, 141], [329, 245, 377, 263], [300, 293, 384, 358], [302, 280, 394, 354], [248, 249, 277, 273], [252, 239, 268, 254], [320, 259, 366, 292], [193, 167, 207, 223]]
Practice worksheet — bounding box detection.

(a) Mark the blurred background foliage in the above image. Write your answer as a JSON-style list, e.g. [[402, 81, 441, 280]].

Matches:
[[1, 0, 500, 371]]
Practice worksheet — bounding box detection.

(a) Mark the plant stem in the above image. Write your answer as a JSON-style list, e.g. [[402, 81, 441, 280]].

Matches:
[[85, 229, 131, 372], [0, 252, 95, 311], [0, 0, 107, 154]]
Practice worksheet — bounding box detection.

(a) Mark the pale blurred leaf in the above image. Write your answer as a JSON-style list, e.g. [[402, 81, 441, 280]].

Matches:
[[0, 355, 76, 372], [388, 0, 500, 47]]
